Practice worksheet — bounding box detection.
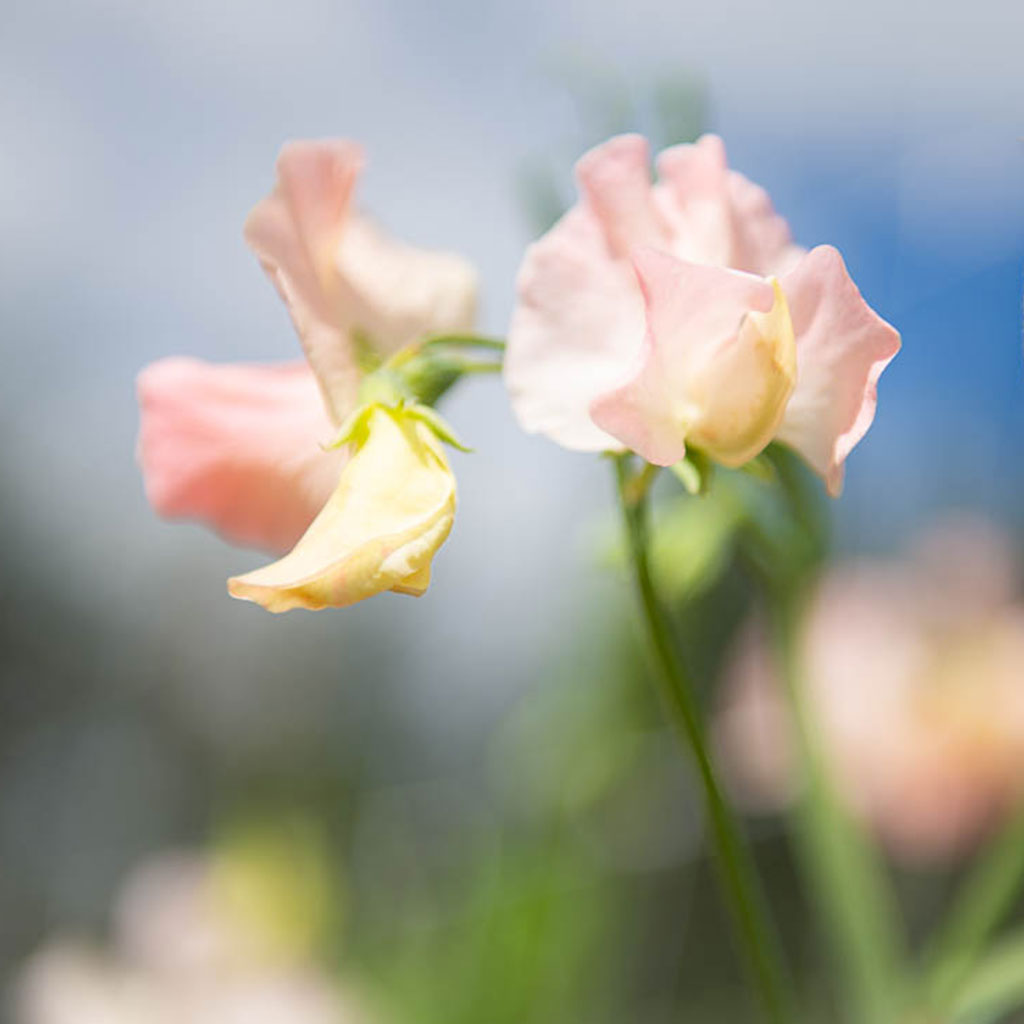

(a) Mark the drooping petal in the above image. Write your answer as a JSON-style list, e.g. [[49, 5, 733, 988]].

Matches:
[[505, 205, 645, 452], [137, 359, 344, 554], [228, 408, 455, 613], [776, 246, 900, 496], [590, 249, 790, 467], [244, 140, 366, 424]]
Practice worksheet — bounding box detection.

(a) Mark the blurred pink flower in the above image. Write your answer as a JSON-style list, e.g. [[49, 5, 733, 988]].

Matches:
[[14, 853, 369, 1024], [505, 133, 899, 494], [136, 140, 475, 608], [717, 517, 1024, 863]]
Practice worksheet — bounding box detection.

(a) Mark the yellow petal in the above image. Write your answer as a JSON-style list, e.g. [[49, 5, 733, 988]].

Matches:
[[686, 278, 796, 467], [228, 407, 455, 613]]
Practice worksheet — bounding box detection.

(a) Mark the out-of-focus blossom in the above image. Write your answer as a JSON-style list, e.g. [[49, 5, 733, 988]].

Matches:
[[717, 517, 1024, 863], [137, 140, 476, 608], [13, 852, 368, 1024], [505, 133, 899, 494]]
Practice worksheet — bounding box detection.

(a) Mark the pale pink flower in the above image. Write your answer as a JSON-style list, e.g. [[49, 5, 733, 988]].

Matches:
[[505, 133, 899, 494], [137, 140, 475, 609], [14, 853, 369, 1024], [717, 518, 1024, 863]]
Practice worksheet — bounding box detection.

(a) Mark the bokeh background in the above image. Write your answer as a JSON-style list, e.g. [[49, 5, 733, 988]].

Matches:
[[2, 0, 1023, 1020]]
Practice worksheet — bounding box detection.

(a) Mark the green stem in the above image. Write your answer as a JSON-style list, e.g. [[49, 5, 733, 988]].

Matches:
[[421, 333, 507, 352], [922, 802, 1024, 1014], [614, 456, 794, 1024], [771, 589, 906, 1024], [451, 360, 504, 374]]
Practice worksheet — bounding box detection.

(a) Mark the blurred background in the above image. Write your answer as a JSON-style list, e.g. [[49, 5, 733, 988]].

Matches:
[[1, 0, 1024, 1020]]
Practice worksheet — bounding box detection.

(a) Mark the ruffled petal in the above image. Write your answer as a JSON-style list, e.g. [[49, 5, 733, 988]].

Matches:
[[655, 134, 734, 266], [244, 140, 366, 424], [776, 246, 901, 496], [137, 359, 344, 554], [228, 408, 455, 613], [575, 134, 664, 256], [656, 134, 802, 275], [726, 170, 805, 276], [505, 133, 805, 457], [504, 205, 645, 452], [590, 249, 789, 467]]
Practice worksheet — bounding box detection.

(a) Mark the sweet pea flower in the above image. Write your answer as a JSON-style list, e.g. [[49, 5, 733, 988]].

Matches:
[[505, 133, 899, 494], [716, 518, 1024, 863], [137, 140, 476, 611], [14, 852, 370, 1024]]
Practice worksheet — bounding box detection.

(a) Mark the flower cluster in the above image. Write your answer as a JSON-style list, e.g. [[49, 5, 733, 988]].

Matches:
[[138, 141, 475, 612], [138, 133, 898, 610]]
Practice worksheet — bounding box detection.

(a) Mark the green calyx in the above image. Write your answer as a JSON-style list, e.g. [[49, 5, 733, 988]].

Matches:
[[324, 332, 504, 454], [325, 399, 472, 455], [389, 333, 505, 407]]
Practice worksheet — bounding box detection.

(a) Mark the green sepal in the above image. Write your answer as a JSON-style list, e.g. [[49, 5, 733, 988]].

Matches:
[[407, 404, 473, 453], [669, 448, 713, 495], [323, 403, 374, 451]]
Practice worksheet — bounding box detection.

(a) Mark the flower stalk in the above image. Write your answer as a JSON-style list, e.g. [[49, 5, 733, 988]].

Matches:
[[613, 454, 793, 1024]]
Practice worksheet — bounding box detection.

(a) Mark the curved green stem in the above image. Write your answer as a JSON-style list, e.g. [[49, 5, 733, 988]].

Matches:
[[614, 456, 794, 1024], [420, 333, 506, 352]]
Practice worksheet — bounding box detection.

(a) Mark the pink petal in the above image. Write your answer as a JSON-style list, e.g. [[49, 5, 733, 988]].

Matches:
[[504, 205, 645, 452], [137, 358, 345, 554], [332, 213, 477, 358], [656, 134, 802, 274], [776, 246, 900, 496], [576, 134, 665, 257], [245, 141, 477, 423], [505, 133, 803, 457], [590, 249, 776, 466], [244, 140, 365, 424], [726, 171, 805, 276]]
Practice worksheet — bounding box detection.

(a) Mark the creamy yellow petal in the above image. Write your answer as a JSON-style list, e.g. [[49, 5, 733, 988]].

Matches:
[[391, 563, 432, 597], [228, 407, 455, 613], [686, 277, 796, 466]]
